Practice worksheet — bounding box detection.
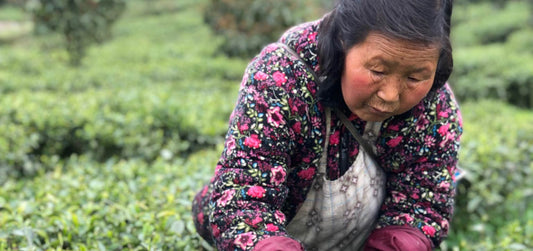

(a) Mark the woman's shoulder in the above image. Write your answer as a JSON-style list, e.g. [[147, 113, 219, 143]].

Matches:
[[394, 83, 462, 129], [419, 83, 462, 123], [278, 18, 322, 70], [279, 19, 321, 45], [244, 21, 323, 98], [377, 84, 463, 170]]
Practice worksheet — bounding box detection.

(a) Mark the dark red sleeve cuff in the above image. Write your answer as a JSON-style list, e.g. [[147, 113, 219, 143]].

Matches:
[[253, 236, 304, 251], [364, 225, 432, 251]]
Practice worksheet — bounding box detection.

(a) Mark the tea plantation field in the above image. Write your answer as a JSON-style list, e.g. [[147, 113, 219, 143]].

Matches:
[[0, 1, 531, 250]]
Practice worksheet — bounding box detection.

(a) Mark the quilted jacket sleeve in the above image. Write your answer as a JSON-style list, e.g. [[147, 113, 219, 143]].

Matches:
[[208, 43, 316, 251], [375, 84, 463, 247]]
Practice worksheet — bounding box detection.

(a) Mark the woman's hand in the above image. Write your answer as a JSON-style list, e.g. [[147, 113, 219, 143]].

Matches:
[[253, 236, 304, 251], [364, 225, 432, 251]]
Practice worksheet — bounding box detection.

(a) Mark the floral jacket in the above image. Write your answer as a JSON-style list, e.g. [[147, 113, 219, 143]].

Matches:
[[194, 19, 463, 250]]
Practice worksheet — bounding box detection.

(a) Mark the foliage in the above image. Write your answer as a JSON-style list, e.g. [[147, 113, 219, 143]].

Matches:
[[1, 1, 236, 249], [452, 2, 530, 46], [0, 0, 532, 250], [30, 0, 126, 65], [0, 0, 246, 183], [450, 1, 533, 108], [451, 43, 533, 108], [442, 100, 533, 250], [202, 0, 329, 58], [0, 88, 211, 181], [0, 150, 219, 250], [0, 4, 28, 21]]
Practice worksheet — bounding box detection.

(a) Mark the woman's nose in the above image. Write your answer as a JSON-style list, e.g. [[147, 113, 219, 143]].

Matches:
[[377, 78, 401, 103]]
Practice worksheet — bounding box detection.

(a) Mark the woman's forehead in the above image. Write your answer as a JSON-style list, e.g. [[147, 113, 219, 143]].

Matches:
[[355, 32, 440, 61], [363, 31, 439, 49]]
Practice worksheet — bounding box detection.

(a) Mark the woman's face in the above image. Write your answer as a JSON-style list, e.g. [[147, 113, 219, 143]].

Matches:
[[341, 32, 440, 122]]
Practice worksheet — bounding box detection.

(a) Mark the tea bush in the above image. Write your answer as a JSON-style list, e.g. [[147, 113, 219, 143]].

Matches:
[[450, 1, 533, 108], [451, 44, 533, 108], [443, 100, 533, 250], [0, 149, 220, 250], [0, 0, 246, 182], [30, 0, 126, 65], [0, 62, 241, 183], [203, 0, 328, 58], [452, 2, 530, 47], [0, 88, 201, 181]]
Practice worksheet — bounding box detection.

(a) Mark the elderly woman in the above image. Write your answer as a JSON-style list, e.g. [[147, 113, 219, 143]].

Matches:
[[192, 0, 462, 250]]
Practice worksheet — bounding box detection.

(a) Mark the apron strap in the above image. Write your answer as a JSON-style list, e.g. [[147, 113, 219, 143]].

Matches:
[[334, 108, 380, 163], [319, 107, 332, 172]]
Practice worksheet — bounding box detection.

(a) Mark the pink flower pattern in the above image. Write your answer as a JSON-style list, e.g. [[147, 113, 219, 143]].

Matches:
[[244, 134, 261, 149], [272, 71, 287, 86], [267, 106, 285, 127], [234, 232, 256, 250], [270, 165, 286, 186], [247, 186, 266, 199], [192, 19, 463, 250], [266, 223, 279, 232], [217, 189, 235, 207], [422, 225, 437, 237], [254, 71, 268, 81], [274, 210, 286, 224]]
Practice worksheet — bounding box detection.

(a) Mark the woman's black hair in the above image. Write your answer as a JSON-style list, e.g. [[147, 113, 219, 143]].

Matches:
[[317, 0, 454, 107]]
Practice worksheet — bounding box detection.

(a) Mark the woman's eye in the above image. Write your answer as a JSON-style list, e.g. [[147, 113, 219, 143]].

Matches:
[[407, 76, 421, 82], [371, 70, 384, 76]]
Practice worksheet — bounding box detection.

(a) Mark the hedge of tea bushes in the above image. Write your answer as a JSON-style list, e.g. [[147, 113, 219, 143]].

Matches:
[[452, 2, 531, 47], [0, 149, 220, 251], [0, 82, 241, 183], [444, 100, 533, 250], [450, 1, 533, 108], [31, 0, 127, 65], [0, 0, 247, 183], [203, 0, 332, 58]]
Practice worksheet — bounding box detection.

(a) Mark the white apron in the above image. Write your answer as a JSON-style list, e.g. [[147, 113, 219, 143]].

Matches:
[[287, 109, 386, 251]]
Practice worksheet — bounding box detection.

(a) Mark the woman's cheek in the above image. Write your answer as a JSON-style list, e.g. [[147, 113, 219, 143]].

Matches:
[[342, 71, 376, 107], [343, 71, 375, 94]]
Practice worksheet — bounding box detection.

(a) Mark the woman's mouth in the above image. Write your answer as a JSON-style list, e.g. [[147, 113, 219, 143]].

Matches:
[[368, 105, 393, 115]]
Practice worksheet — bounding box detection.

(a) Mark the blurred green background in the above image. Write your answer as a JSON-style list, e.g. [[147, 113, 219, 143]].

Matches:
[[0, 0, 531, 250]]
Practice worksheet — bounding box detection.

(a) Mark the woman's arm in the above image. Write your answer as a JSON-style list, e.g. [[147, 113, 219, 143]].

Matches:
[[373, 84, 463, 249], [209, 43, 317, 251]]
